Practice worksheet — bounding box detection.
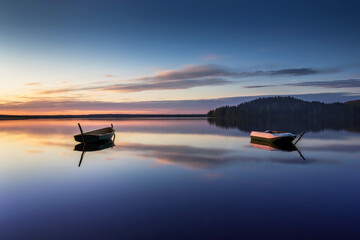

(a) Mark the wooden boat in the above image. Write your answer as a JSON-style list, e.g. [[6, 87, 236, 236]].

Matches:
[[74, 123, 115, 144], [250, 130, 296, 144]]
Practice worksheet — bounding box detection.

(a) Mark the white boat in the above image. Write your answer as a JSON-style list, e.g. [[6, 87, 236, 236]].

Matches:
[[250, 130, 296, 144]]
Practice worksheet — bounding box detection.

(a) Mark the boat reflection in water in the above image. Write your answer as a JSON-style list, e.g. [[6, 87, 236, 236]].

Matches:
[[250, 139, 306, 160], [74, 139, 115, 167]]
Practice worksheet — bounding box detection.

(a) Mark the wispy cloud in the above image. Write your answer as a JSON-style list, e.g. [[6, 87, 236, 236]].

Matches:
[[24, 82, 41, 86], [243, 85, 275, 88], [102, 78, 232, 92], [104, 74, 115, 78], [202, 54, 221, 61], [57, 80, 69, 84], [235, 67, 338, 78], [39, 86, 100, 94], [136, 65, 332, 81], [38, 78, 232, 94], [287, 79, 360, 88], [266, 68, 321, 76], [135, 64, 232, 82], [243, 79, 360, 89], [35, 64, 336, 95]]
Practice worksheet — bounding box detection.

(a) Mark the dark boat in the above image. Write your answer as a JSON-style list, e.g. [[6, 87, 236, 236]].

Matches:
[[74, 139, 115, 167], [74, 139, 115, 152], [74, 124, 115, 143]]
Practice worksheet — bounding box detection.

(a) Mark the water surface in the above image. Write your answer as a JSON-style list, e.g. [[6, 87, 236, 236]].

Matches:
[[1, 119, 360, 239]]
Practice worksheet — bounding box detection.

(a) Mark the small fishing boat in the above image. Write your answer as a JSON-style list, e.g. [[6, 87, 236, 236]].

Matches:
[[250, 130, 296, 144], [74, 123, 115, 144], [250, 133, 306, 160]]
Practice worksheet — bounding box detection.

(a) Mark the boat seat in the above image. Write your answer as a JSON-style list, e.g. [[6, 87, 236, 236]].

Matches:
[[265, 130, 281, 133]]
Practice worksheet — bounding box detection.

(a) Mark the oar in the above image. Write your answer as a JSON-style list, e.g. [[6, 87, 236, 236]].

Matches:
[[78, 143, 86, 167], [294, 144, 306, 161], [294, 131, 306, 145], [78, 123, 86, 145]]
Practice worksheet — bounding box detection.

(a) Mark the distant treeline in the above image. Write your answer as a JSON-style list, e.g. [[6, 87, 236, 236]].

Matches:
[[0, 114, 206, 120], [207, 96, 360, 133]]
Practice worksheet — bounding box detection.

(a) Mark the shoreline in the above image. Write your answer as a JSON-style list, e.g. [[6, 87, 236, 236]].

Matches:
[[0, 114, 207, 120]]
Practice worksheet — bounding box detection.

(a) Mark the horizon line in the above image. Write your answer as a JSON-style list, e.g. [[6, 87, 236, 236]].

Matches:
[[0, 113, 208, 120]]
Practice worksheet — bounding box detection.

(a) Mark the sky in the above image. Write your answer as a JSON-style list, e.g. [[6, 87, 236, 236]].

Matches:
[[1, 0, 360, 114]]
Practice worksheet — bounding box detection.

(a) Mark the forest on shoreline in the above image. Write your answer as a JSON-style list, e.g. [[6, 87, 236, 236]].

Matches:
[[207, 96, 360, 133]]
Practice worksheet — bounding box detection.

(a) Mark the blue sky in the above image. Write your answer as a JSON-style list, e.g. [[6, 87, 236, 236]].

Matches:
[[1, 0, 360, 114]]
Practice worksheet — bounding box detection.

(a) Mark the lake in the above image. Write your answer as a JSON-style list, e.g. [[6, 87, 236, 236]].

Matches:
[[1, 119, 360, 239]]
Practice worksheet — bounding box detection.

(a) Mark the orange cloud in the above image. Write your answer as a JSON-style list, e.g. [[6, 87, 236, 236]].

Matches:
[[24, 82, 42, 86]]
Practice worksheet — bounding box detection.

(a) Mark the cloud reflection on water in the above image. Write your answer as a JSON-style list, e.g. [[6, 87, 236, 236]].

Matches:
[[114, 142, 335, 169], [0, 119, 356, 171]]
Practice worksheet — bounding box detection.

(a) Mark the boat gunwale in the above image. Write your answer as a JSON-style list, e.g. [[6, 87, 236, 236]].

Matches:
[[74, 127, 115, 137], [250, 130, 296, 139]]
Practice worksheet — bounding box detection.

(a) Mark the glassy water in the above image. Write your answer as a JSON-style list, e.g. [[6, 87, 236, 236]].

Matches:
[[1, 119, 360, 239]]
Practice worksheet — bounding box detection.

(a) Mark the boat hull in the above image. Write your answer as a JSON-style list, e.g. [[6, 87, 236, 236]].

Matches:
[[74, 139, 115, 151], [250, 131, 296, 144], [250, 139, 297, 151], [250, 135, 296, 144], [74, 127, 115, 143], [74, 133, 114, 143]]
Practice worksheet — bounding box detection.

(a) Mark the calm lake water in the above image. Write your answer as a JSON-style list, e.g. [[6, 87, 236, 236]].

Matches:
[[1, 119, 360, 239]]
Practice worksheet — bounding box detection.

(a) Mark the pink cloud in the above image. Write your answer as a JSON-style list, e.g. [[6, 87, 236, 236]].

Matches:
[[202, 54, 221, 61]]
